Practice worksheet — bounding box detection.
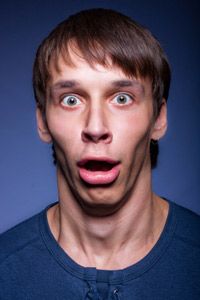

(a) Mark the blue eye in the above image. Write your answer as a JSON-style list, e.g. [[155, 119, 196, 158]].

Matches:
[[113, 94, 132, 105], [62, 95, 81, 107]]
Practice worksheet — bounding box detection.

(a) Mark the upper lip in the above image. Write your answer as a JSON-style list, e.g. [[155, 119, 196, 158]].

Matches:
[[77, 157, 120, 167]]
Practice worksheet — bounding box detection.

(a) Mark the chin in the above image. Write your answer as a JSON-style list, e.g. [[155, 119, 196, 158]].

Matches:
[[79, 200, 123, 217], [76, 187, 126, 217]]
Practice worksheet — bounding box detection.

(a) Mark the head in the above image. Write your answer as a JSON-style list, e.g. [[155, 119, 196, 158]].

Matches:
[[33, 9, 170, 216], [33, 8, 170, 168]]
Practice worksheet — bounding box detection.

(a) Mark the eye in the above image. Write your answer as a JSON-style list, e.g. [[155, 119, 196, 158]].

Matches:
[[61, 95, 81, 107], [112, 93, 133, 105]]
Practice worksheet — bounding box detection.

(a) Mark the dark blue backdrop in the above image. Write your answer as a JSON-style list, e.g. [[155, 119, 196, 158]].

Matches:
[[0, 0, 199, 233]]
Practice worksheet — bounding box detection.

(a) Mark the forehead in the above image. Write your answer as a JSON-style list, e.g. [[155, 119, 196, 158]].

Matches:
[[48, 49, 152, 96]]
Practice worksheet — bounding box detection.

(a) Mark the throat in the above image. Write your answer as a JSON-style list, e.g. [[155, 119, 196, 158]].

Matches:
[[47, 183, 169, 270]]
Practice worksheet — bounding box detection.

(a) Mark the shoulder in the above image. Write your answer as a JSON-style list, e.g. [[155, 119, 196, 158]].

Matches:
[[171, 201, 200, 248], [0, 210, 43, 265]]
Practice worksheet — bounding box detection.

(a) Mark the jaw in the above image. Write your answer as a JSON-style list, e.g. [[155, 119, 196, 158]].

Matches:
[[56, 151, 152, 218]]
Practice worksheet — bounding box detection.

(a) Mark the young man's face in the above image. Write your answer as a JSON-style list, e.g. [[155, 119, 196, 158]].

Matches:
[[37, 50, 166, 216]]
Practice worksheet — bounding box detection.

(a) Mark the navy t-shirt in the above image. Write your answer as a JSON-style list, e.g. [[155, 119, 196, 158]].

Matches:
[[0, 200, 200, 299]]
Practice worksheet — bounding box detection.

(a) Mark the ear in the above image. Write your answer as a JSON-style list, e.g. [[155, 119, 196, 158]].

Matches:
[[151, 100, 167, 140], [36, 107, 52, 143]]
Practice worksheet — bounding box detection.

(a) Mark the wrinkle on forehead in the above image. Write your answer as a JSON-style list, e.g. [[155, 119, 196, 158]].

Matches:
[[49, 78, 145, 95], [48, 41, 152, 99], [50, 39, 146, 81], [51, 39, 112, 72]]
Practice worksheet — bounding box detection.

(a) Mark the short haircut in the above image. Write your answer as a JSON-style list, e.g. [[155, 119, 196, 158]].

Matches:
[[33, 8, 171, 168]]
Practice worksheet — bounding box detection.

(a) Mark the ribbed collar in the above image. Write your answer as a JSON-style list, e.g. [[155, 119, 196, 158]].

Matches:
[[39, 200, 177, 284]]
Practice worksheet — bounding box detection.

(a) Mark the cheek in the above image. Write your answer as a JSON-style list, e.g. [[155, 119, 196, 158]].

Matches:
[[112, 109, 153, 147], [46, 111, 81, 156], [111, 112, 153, 172]]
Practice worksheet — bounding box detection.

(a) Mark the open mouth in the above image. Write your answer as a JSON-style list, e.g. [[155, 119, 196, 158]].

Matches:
[[83, 160, 116, 171], [77, 159, 120, 185]]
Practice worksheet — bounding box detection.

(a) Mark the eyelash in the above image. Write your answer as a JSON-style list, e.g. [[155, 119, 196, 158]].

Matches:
[[61, 95, 81, 107], [60, 92, 134, 108], [111, 93, 133, 105]]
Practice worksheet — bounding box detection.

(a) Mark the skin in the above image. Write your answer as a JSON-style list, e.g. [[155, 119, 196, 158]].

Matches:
[[36, 49, 168, 270]]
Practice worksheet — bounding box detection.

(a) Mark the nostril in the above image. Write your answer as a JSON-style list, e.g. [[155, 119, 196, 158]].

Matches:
[[81, 131, 112, 143], [102, 133, 109, 140], [82, 132, 94, 142]]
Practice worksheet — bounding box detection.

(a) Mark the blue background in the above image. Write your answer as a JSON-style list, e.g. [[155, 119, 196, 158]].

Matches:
[[0, 0, 199, 233]]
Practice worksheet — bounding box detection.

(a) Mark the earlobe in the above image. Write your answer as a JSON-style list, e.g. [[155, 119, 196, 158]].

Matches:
[[151, 100, 167, 141], [36, 107, 52, 143]]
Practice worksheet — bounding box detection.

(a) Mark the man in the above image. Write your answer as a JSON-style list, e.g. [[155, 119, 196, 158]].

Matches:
[[0, 8, 200, 299]]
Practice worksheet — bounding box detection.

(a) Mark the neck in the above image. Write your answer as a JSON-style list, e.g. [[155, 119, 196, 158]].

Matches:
[[47, 168, 169, 270]]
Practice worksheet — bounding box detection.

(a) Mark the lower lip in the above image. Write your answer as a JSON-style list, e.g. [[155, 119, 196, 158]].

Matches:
[[78, 164, 120, 185]]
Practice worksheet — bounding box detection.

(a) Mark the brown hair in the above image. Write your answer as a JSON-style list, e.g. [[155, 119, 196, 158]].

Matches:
[[33, 8, 171, 167]]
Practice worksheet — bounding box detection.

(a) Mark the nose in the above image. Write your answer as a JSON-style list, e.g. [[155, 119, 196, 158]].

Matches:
[[81, 106, 112, 144]]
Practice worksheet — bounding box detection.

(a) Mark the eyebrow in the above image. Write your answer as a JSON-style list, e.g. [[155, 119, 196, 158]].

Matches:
[[50, 79, 145, 95], [111, 80, 145, 94], [51, 80, 79, 90]]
